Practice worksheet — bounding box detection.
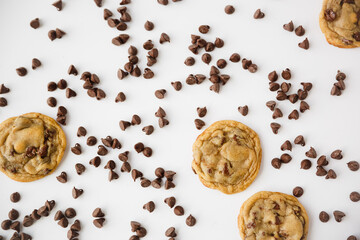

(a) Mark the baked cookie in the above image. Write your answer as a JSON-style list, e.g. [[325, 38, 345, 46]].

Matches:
[[192, 120, 262, 194], [0, 112, 66, 182], [238, 191, 309, 240], [319, 0, 360, 48]]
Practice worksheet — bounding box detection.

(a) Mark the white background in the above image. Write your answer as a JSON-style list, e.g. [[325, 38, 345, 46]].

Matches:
[[0, 0, 359, 239]]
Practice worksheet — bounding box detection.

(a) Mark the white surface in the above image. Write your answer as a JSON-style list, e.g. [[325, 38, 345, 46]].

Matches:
[[0, 0, 359, 239]]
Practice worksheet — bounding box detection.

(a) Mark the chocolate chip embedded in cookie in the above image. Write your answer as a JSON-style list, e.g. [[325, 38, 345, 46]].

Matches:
[[0, 112, 66, 182], [192, 120, 262, 194], [238, 191, 309, 240], [319, 0, 360, 48]]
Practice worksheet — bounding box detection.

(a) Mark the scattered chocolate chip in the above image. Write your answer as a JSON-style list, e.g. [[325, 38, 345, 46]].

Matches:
[[155, 107, 166, 117], [298, 38, 309, 49], [93, 218, 105, 228], [31, 58, 42, 70], [270, 122, 281, 134], [22, 215, 34, 227], [165, 227, 177, 237], [281, 68, 291, 80], [196, 107, 207, 118], [348, 236, 358, 240], [293, 186, 304, 197], [194, 119, 205, 130], [201, 53, 212, 64], [66, 88, 77, 98], [58, 217, 68, 228], [333, 210, 345, 222], [164, 197, 176, 208], [225, 5, 235, 14], [276, 91, 287, 100], [184, 57, 195, 66], [280, 153, 292, 163], [294, 135, 305, 146], [295, 25, 305, 36], [118, 151, 129, 162], [132, 169, 143, 181], [281, 82, 291, 93], [108, 170, 119, 181], [350, 191, 360, 202], [326, 169, 337, 179], [317, 155, 328, 166], [72, 187, 83, 199], [8, 209, 19, 220], [300, 101, 310, 113], [198, 25, 210, 34], [160, 33, 170, 44], [316, 166, 327, 176], [16, 67, 27, 77], [319, 211, 330, 222], [186, 214, 196, 226], [254, 9, 265, 19], [10, 192, 21, 203], [55, 28, 66, 38], [65, 208, 76, 219], [30, 18, 40, 29], [300, 159, 312, 170], [52, 0, 63, 11], [47, 97, 57, 108], [56, 171, 67, 183], [281, 140, 292, 151], [144, 20, 154, 31], [214, 38, 224, 48], [229, 53, 240, 62], [331, 149, 343, 159], [71, 143, 82, 155], [331, 84, 341, 96], [272, 108, 283, 119], [347, 161, 359, 171], [157, 0, 168, 5], [305, 147, 317, 158], [54, 210, 64, 221], [119, 120, 131, 131], [92, 208, 105, 218], [151, 178, 162, 188], [238, 105, 249, 116], [266, 101, 276, 111], [97, 145, 108, 156], [268, 71, 278, 82], [143, 201, 155, 213], [288, 110, 299, 120], [1, 220, 11, 230], [121, 162, 131, 173], [155, 89, 166, 99], [143, 147, 153, 157], [159, 117, 169, 128], [216, 59, 227, 69], [94, 0, 102, 7], [283, 21, 294, 32]]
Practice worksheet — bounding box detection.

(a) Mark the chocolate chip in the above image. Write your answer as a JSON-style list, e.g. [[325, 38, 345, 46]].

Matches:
[[131, 169, 143, 181], [267, 71, 278, 82], [134, 142, 145, 153], [155, 89, 166, 99], [325, 9, 337, 21], [288, 110, 299, 120], [0, 84, 9, 94], [293, 136, 305, 147], [144, 20, 154, 31], [97, 145, 108, 156], [335, 80, 345, 90], [305, 147, 317, 158], [281, 140, 292, 151], [301, 82, 313, 91], [331, 149, 343, 159], [118, 151, 129, 162], [164, 197, 176, 208], [154, 168, 164, 178], [300, 159, 312, 169], [266, 101, 276, 111], [165, 180, 175, 189], [184, 57, 195, 66], [216, 59, 227, 69], [298, 38, 309, 49], [276, 91, 287, 101], [52, 0, 62, 10], [186, 214, 196, 227], [130, 115, 141, 125], [165, 227, 177, 237], [10, 192, 21, 203], [119, 120, 131, 131], [92, 208, 105, 218], [293, 186, 304, 197], [272, 108, 283, 119], [121, 162, 131, 173], [229, 53, 240, 62], [65, 88, 76, 98], [214, 38, 224, 48], [112, 34, 130, 46], [196, 107, 207, 118], [93, 218, 105, 228], [225, 5, 235, 14], [159, 117, 169, 128], [130, 221, 141, 232], [76, 126, 86, 137], [319, 211, 330, 222], [334, 70, 345, 81], [295, 25, 305, 36], [143, 147, 153, 157], [316, 166, 327, 176], [270, 122, 281, 134], [300, 101, 310, 113], [348, 236, 358, 240], [174, 206, 184, 216], [57, 106, 67, 116], [57, 217, 68, 228], [201, 53, 212, 64], [136, 227, 147, 237], [55, 28, 66, 38], [46, 97, 56, 108], [159, 33, 170, 44], [350, 191, 360, 202], [347, 161, 359, 171], [281, 68, 291, 80], [16, 67, 27, 77], [198, 25, 210, 34], [326, 169, 337, 179], [0, 97, 7, 107], [194, 119, 205, 130], [30, 58, 42, 70], [151, 178, 162, 188], [140, 178, 150, 187], [140, 125, 154, 135], [253, 9, 265, 19], [143, 201, 155, 213], [48, 30, 57, 41], [30, 18, 40, 29], [31, 209, 40, 220], [1, 220, 11, 230], [317, 155, 328, 166], [94, 0, 102, 7], [72, 187, 83, 199], [283, 21, 294, 31], [71, 143, 82, 155], [238, 105, 249, 116], [104, 160, 116, 170], [65, 208, 76, 219], [22, 215, 34, 227], [269, 82, 280, 92], [280, 153, 292, 163], [333, 210, 345, 222], [164, 170, 176, 181], [331, 84, 341, 96], [108, 170, 119, 181], [89, 156, 101, 167], [157, 0, 168, 5], [56, 171, 67, 183], [54, 210, 64, 221], [8, 209, 19, 220]]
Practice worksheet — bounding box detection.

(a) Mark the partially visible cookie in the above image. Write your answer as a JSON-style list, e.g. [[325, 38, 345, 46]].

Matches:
[[0, 112, 66, 182], [192, 120, 262, 194], [319, 0, 360, 48], [238, 191, 309, 240]]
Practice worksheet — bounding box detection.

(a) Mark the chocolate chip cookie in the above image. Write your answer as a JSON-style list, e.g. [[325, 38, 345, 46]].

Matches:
[[192, 120, 262, 194], [238, 191, 309, 240], [319, 0, 360, 48], [0, 112, 66, 182]]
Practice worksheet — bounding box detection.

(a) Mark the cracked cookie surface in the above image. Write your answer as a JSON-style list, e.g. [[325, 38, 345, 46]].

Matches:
[[0, 112, 66, 182], [319, 0, 360, 48], [192, 120, 262, 194], [238, 191, 309, 240]]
